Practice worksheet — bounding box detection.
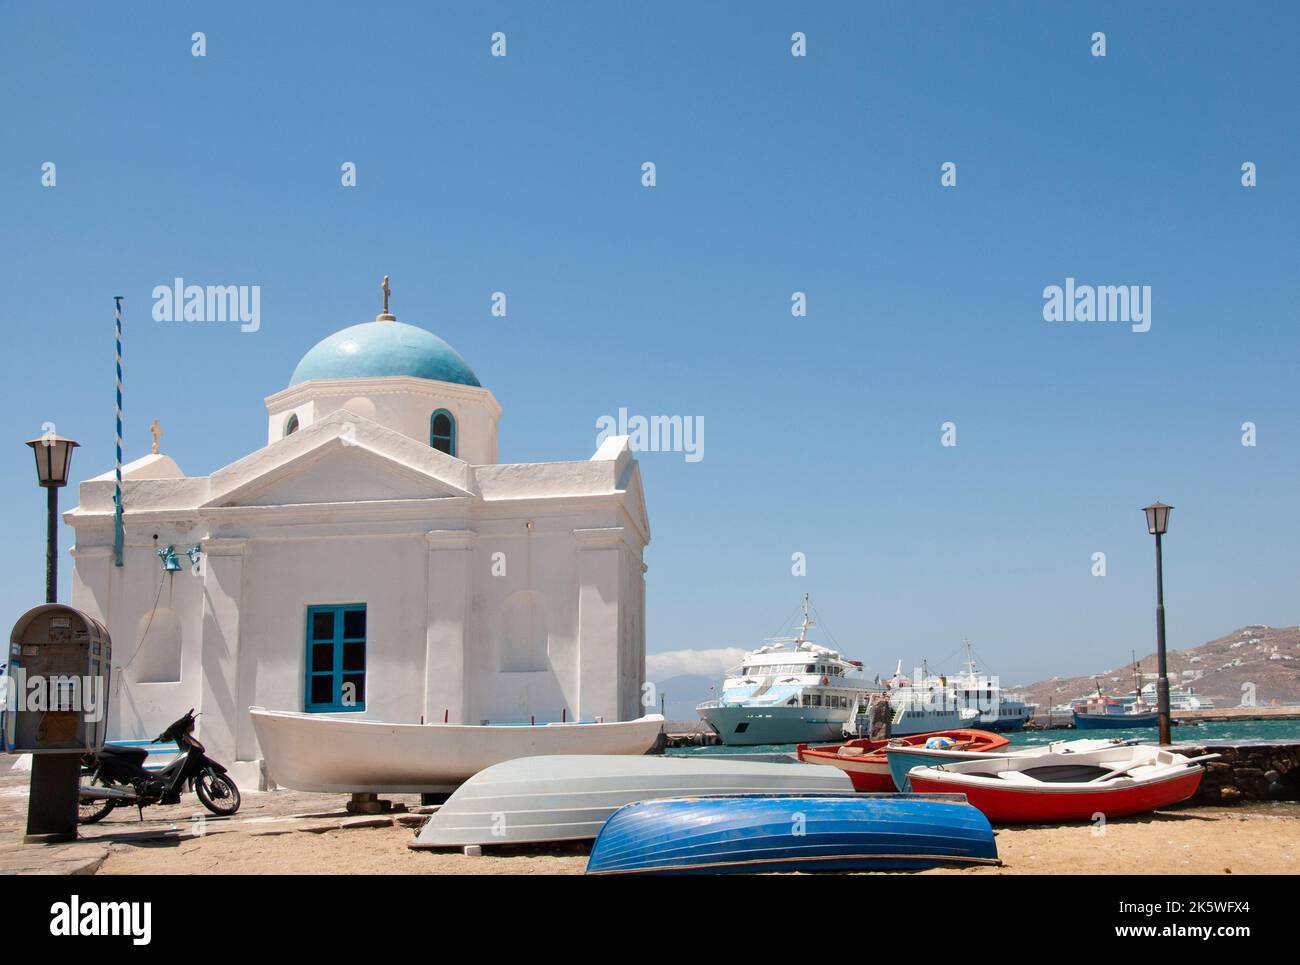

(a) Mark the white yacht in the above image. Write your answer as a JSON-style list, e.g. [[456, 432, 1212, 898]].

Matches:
[[696, 596, 883, 746]]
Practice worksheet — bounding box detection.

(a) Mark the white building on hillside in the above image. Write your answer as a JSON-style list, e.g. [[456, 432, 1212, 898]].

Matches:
[[66, 285, 650, 788]]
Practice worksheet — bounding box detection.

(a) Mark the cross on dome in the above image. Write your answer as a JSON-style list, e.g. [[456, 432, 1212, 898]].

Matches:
[[377, 275, 395, 321]]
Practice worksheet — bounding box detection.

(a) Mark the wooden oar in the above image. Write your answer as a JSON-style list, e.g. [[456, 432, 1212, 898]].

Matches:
[[1087, 752, 1221, 784]]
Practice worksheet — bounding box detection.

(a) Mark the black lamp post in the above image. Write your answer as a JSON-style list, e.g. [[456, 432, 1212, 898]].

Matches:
[[25, 434, 79, 604], [1143, 502, 1173, 745]]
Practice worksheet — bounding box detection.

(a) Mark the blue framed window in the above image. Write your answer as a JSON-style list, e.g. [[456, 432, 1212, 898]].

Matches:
[[284, 414, 299, 436], [430, 409, 456, 456], [304, 604, 366, 713]]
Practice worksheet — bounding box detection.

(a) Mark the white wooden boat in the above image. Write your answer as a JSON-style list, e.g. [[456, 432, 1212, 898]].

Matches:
[[410, 753, 856, 847], [248, 707, 665, 793]]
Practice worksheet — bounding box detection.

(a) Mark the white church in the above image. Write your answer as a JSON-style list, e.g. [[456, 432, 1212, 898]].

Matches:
[[67, 284, 651, 789]]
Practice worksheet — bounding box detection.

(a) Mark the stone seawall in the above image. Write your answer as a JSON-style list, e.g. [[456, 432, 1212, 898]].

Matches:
[[1176, 740, 1300, 804]]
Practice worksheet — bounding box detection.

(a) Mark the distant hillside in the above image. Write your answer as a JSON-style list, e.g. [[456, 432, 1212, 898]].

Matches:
[[1014, 625, 1300, 710]]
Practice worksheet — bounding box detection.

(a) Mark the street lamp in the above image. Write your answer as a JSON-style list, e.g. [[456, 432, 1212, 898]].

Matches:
[[1142, 501, 1173, 745], [25, 434, 79, 604]]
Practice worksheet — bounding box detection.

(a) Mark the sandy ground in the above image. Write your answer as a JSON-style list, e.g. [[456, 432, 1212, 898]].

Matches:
[[3, 758, 1297, 875], [89, 805, 1300, 875]]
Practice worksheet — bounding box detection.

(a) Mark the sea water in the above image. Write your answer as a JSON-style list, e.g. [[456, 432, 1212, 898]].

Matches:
[[665, 717, 1300, 757]]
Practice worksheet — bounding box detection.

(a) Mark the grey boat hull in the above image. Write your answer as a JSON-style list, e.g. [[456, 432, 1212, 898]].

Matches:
[[411, 753, 855, 848]]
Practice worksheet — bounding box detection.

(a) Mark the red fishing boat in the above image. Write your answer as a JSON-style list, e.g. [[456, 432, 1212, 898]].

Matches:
[[795, 729, 1009, 792], [906, 744, 1216, 822]]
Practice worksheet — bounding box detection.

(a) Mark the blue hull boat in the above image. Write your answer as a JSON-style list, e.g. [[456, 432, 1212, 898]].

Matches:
[[1073, 710, 1158, 730], [585, 793, 999, 875]]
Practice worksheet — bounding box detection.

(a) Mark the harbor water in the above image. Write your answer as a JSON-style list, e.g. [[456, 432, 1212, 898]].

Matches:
[[666, 717, 1300, 757]]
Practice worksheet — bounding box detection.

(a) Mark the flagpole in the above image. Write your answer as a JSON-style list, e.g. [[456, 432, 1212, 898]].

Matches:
[[113, 296, 124, 567]]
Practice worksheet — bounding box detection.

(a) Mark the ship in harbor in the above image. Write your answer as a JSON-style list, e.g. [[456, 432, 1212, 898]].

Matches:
[[944, 640, 1038, 732], [1126, 681, 1217, 711], [696, 596, 883, 746], [874, 642, 1036, 734], [1071, 656, 1159, 729], [861, 661, 976, 737]]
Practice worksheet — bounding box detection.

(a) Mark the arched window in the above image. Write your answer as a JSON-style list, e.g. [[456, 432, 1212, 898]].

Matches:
[[284, 414, 299, 436], [430, 409, 456, 456], [134, 607, 182, 683]]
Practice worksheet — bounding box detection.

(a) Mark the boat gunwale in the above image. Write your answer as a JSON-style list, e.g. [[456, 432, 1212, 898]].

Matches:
[[586, 851, 1004, 874], [248, 706, 665, 732], [910, 762, 1205, 796]]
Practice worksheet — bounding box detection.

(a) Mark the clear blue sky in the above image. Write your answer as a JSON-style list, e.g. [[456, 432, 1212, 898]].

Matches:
[[2, 3, 1296, 684]]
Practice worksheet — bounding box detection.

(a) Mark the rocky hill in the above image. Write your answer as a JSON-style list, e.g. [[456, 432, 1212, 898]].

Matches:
[[1014, 624, 1300, 710]]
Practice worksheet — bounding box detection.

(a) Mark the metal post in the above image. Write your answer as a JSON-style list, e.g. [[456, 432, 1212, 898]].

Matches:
[[24, 754, 81, 844], [1154, 532, 1171, 745], [113, 296, 124, 567], [45, 486, 58, 604]]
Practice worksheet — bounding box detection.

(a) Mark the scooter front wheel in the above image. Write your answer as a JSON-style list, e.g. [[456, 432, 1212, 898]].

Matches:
[[195, 768, 241, 816]]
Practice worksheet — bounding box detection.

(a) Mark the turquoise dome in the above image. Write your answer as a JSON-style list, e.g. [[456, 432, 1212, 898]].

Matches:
[[290, 320, 481, 388]]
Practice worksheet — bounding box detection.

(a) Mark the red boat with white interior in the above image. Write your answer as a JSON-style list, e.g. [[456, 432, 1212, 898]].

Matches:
[[905, 743, 1216, 822], [795, 729, 1010, 792]]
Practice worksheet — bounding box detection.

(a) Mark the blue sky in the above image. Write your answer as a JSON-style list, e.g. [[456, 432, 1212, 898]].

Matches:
[[2, 3, 1296, 686]]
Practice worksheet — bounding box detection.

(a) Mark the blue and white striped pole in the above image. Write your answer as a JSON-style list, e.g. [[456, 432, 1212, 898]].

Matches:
[[113, 296, 124, 567]]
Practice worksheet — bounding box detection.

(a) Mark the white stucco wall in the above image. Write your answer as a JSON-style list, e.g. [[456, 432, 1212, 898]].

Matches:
[[67, 397, 649, 790]]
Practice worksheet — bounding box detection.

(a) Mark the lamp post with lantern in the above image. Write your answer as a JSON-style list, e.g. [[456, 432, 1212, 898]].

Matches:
[[17, 433, 82, 843], [25, 434, 79, 604], [1143, 501, 1173, 745]]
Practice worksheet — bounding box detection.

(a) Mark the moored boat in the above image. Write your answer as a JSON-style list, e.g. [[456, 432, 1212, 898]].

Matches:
[[696, 595, 883, 746], [410, 753, 855, 848], [887, 736, 1132, 791], [249, 707, 665, 793], [796, 729, 1008, 792], [585, 794, 1000, 874], [1072, 660, 1160, 729], [944, 639, 1037, 732], [906, 744, 1217, 822], [1072, 698, 1159, 729]]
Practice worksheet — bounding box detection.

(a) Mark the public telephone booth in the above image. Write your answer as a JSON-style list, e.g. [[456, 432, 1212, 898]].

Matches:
[[7, 604, 112, 842], [6, 604, 112, 756]]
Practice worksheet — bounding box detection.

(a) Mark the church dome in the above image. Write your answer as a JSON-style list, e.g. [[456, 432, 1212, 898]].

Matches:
[[289, 319, 481, 388]]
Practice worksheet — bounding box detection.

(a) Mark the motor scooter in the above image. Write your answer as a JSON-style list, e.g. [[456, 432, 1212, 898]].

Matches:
[[79, 709, 241, 822]]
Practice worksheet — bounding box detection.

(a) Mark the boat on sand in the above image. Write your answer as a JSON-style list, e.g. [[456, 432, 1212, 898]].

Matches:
[[796, 729, 1009, 792], [887, 736, 1129, 791], [906, 743, 1216, 822], [585, 793, 1000, 875], [249, 707, 664, 793], [411, 754, 854, 848]]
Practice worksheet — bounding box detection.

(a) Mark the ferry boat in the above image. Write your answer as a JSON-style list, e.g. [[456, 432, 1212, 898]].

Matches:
[[942, 640, 1037, 732], [875, 662, 977, 736], [1126, 682, 1217, 712], [696, 596, 883, 746]]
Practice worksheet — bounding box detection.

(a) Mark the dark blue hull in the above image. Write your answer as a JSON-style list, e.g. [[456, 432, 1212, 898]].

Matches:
[[978, 717, 1028, 733], [586, 793, 999, 875], [1073, 711, 1158, 730]]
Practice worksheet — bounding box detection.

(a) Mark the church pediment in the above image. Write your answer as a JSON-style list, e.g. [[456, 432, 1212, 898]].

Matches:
[[205, 411, 474, 508]]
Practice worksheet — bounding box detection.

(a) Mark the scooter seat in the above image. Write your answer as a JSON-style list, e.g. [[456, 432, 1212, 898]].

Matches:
[[99, 744, 150, 766]]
